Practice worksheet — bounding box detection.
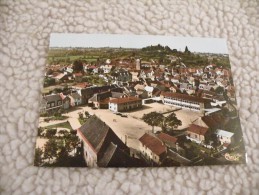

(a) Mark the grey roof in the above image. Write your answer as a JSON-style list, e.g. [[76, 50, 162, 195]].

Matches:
[[79, 115, 128, 156], [79, 116, 110, 152], [81, 88, 94, 96], [98, 142, 135, 167], [89, 91, 111, 102], [98, 142, 118, 167], [111, 92, 124, 98], [70, 92, 81, 99], [40, 97, 47, 107], [44, 94, 62, 102]]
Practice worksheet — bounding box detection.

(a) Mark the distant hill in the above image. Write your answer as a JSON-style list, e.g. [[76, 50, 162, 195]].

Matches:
[[141, 44, 174, 52]]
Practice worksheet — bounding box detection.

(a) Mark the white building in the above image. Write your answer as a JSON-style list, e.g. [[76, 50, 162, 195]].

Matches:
[[144, 86, 154, 97], [160, 92, 212, 113], [100, 64, 113, 74], [108, 97, 142, 112], [139, 133, 166, 165], [215, 129, 234, 145]]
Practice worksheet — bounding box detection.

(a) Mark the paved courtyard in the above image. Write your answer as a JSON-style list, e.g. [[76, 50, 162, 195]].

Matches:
[[122, 102, 202, 130], [38, 102, 202, 151]]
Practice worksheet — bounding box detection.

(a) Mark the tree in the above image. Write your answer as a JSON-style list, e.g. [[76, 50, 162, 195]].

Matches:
[[67, 135, 80, 155], [172, 49, 178, 53], [184, 46, 191, 55], [34, 147, 43, 166], [45, 129, 57, 138], [85, 111, 90, 118], [72, 60, 83, 72], [162, 113, 182, 131], [56, 146, 69, 163], [44, 138, 58, 163], [37, 127, 44, 137], [215, 86, 224, 95], [142, 112, 164, 133], [58, 130, 69, 137], [78, 112, 84, 119], [184, 46, 189, 53]]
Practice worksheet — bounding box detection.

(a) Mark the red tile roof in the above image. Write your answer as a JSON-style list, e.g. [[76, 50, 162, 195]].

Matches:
[[223, 143, 230, 147], [73, 72, 83, 77], [187, 124, 208, 136], [157, 133, 178, 144], [73, 82, 91, 89], [139, 133, 166, 156], [109, 97, 141, 104]]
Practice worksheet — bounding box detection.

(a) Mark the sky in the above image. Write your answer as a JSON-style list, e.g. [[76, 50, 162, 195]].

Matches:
[[49, 33, 229, 54]]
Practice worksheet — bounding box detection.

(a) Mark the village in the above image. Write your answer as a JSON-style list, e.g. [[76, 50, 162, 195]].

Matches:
[[34, 46, 246, 167]]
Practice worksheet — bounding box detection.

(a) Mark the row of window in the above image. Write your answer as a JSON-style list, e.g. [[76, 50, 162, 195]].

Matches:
[[165, 97, 200, 105], [46, 100, 62, 108], [164, 101, 200, 110]]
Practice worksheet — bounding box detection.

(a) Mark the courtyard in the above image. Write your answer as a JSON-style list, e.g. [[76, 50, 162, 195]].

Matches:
[[38, 102, 203, 151]]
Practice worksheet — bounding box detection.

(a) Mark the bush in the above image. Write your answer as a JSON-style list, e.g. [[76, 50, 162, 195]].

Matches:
[[40, 113, 49, 117], [45, 129, 57, 138], [54, 112, 62, 117], [38, 128, 44, 137]]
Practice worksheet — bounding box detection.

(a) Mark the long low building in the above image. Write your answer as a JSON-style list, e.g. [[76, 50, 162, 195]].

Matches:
[[160, 92, 212, 113], [108, 97, 142, 112]]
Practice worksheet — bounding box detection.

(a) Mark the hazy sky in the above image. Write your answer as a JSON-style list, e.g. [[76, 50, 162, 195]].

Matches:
[[49, 33, 229, 54]]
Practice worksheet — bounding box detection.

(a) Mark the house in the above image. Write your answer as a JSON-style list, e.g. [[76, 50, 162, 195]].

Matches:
[[108, 97, 142, 112], [186, 124, 209, 144], [59, 93, 70, 109], [169, 85, 179, 93], [160, 92, 212, 113], [139, 133, 166, 165], [40, 94, 63, 113], [69, 92, 82, 106], [73, 72, 83, 82], [80, 88, 94, 105], [111, 92, 126, 98], [65, 67, 73, 74], [144, 86, 154, 98], [156, 132, 178, 150], [140, 69, 154, 79], [111, 69, 132, 84], [215, 129, 234, 145], [88, 91, 112, 109], [86, 65, 99, 74], [100, 64, 113, 74], [53, 73, 68, 83], [136, 90, 149, 99], [80, 85, 122, 105], [77, 115, 134, 167], [72, 82, 91, 90]]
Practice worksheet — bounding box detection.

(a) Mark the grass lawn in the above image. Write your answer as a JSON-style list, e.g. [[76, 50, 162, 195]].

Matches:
[[78, 118, 88, 125], [51, 115, 69, 120], [45, 122, 72, 130], [189, 142, 212, 154]]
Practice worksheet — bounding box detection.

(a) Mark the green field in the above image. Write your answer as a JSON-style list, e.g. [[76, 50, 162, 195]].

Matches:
[[47, 46, 231, 68], [47, 55, 98, 64]]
